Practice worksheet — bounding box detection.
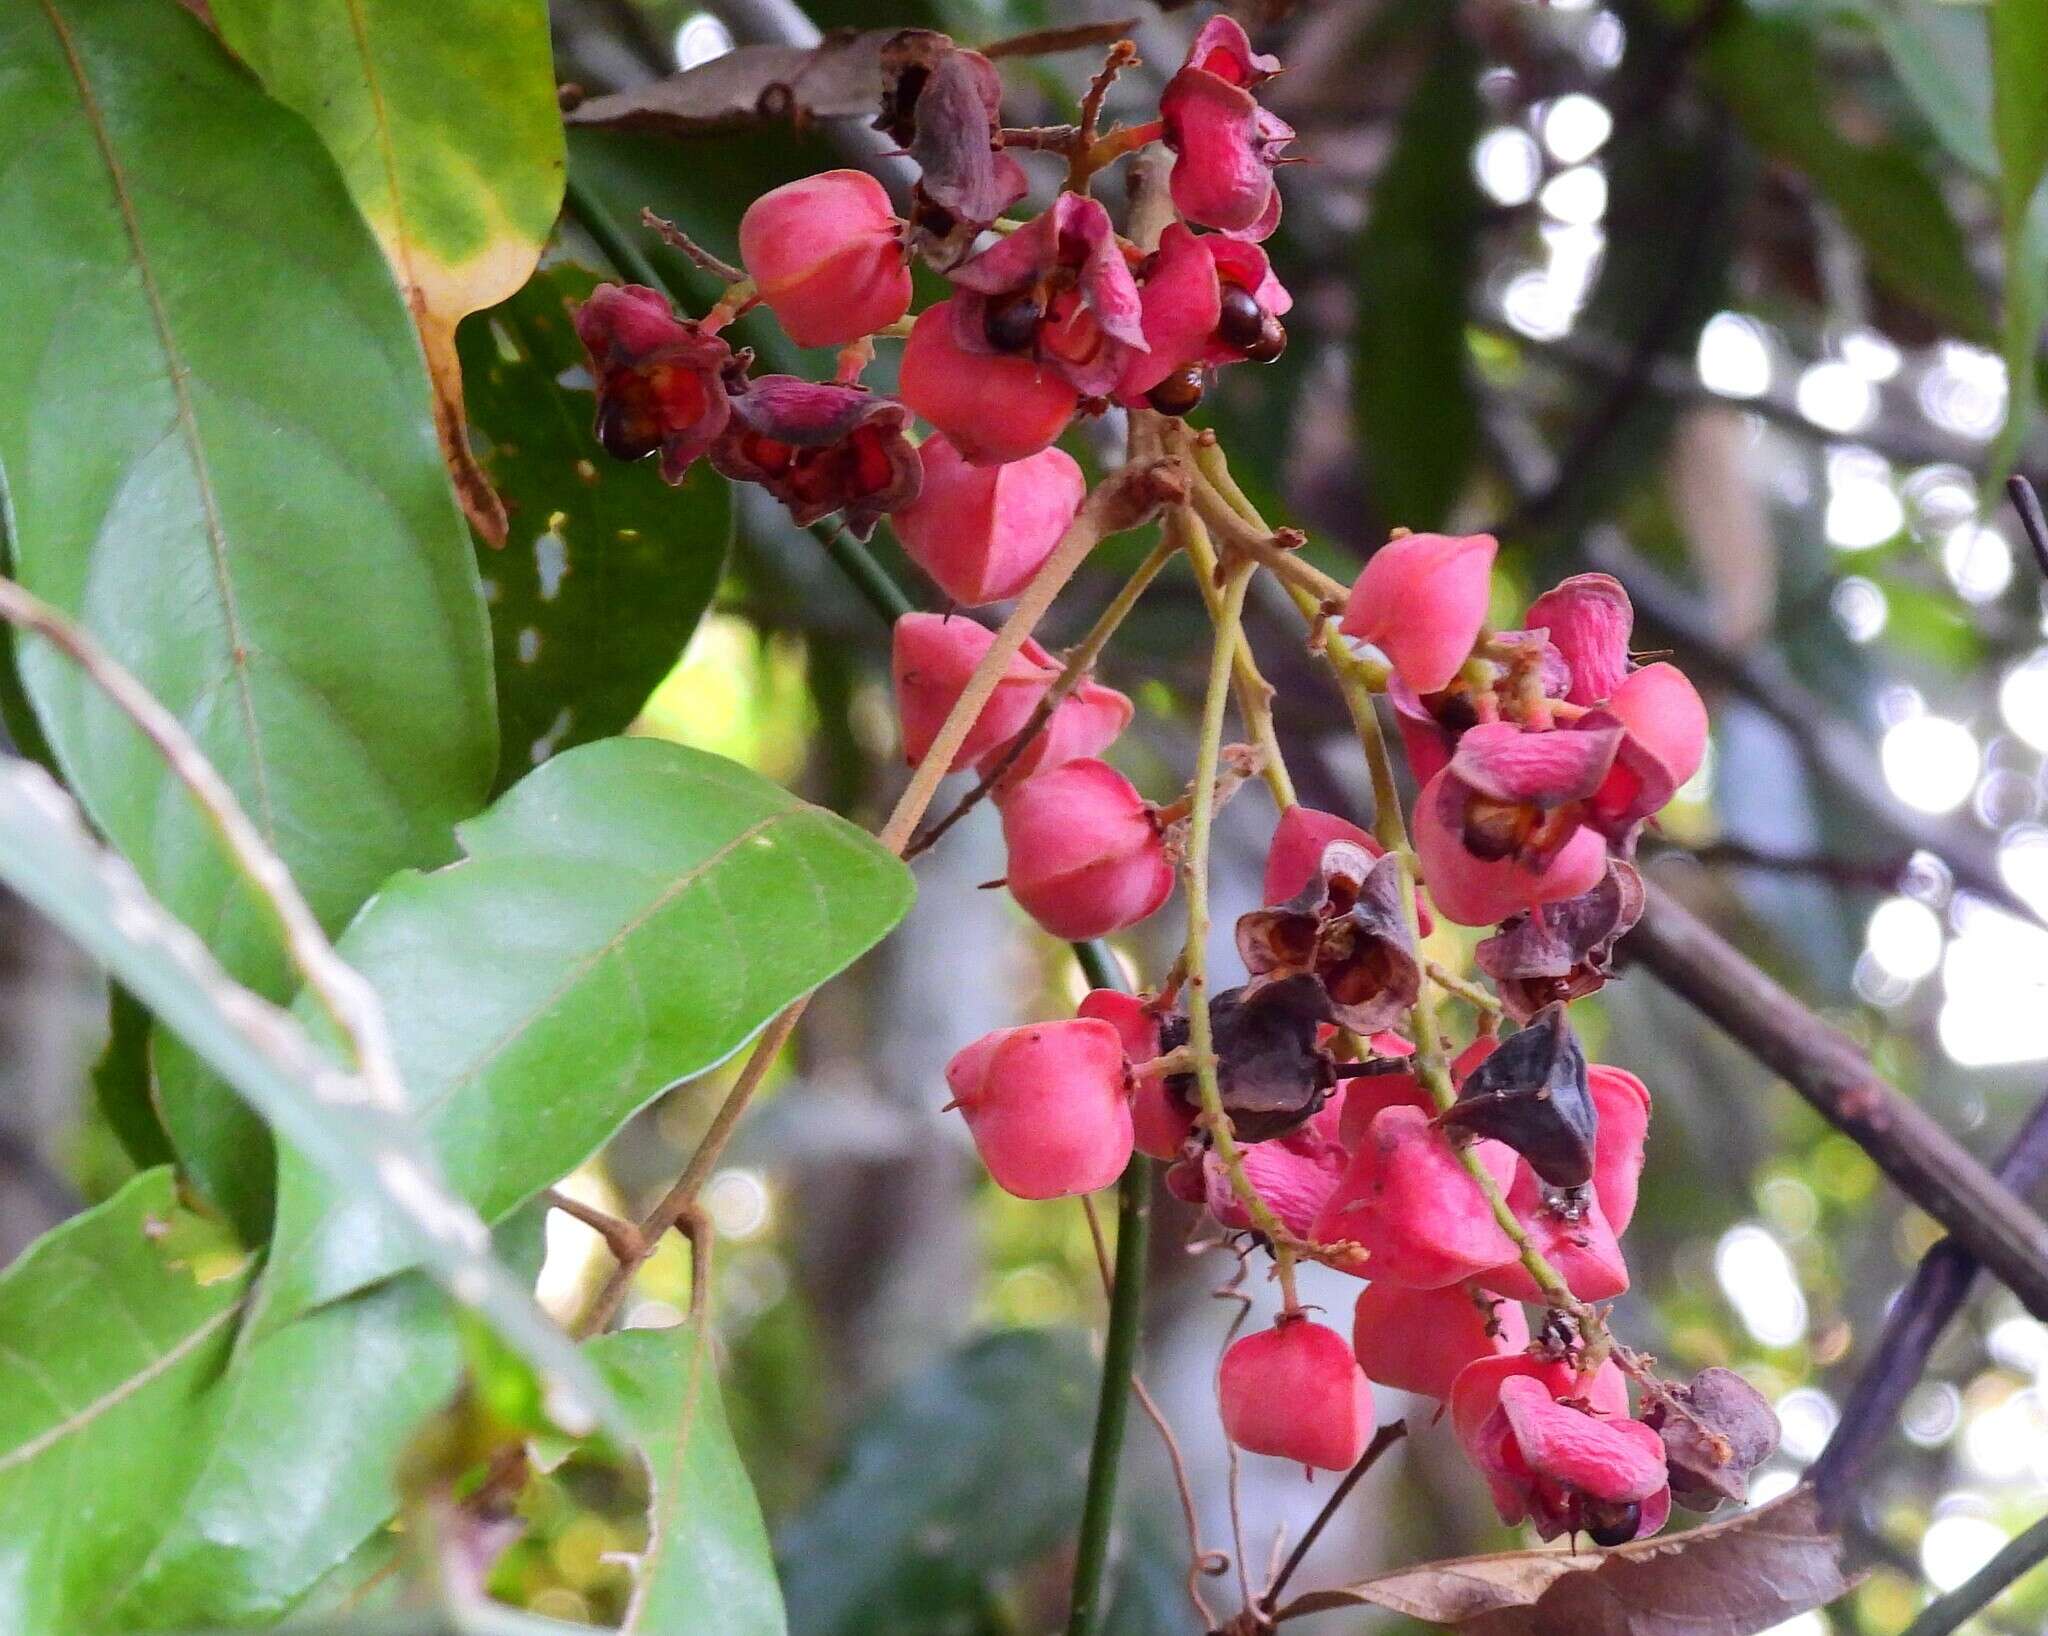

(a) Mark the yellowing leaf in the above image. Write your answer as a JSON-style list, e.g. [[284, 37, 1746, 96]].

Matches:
[[211, 0, 567, 543]]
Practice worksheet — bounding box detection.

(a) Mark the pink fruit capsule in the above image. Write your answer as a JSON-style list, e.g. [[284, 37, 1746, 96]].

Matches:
[[890, 613, 1054, 771], [1523, 573, 1635, 706], [898, 302, 1079, 466], [1412, 767, 1609, 927], [978, 677, 1133, 792], [892, 435, 1087, 606], [944, 1019, 1133, 1199], [1077, 989, 1194, 1160], [1220, 1318, 1376, 1469], [1589, 1065, 1650, 1235], [1160, 17, 1294, 241], [1311, 1104, 1519, 1285], [1593, 662, 1709, 833], [1261, 805, 1382, 906], [998, 759, 1175, 940], [1340, 533, 1498, 697], [1478, 1163, 1631, 1304], [1351, 1282, 1529, 1401], [738, 169, 912, 349]]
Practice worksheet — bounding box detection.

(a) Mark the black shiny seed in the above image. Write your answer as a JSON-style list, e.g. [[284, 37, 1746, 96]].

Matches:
[[1146, 365, 1208, 417], [1244, 316, 1288, 364], [1581, 1499, 1642, 1548], [1216, 284, 1266, 350], [982, 292, 1044, 353]]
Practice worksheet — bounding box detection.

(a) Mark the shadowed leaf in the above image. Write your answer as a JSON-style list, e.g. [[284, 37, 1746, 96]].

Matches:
[[459, 263, 731, 788], [565, 32, 898, 136]]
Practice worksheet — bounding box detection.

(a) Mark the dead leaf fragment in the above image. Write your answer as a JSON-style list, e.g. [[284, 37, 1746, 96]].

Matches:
[[563, 32, 898, 135], [1275, 1487, 1855, 1636]]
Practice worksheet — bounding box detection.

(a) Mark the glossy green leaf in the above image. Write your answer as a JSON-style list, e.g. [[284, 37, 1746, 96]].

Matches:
[[256, 735, 914, 1330], [209, 0, 567, 542], [1352, 29, 1484, 532], [1991, 0, 2048, 472], [1706, 11, 1993, 343], [0, 757, 624, 1450], [458, 263, 730, 787], [0, 1170, 252, 1633], [0, 1173, 461, 1631], [0, 0, 498, 1235], [776, 1329, 1097, 1634], [589, 1327, 787, 1635]]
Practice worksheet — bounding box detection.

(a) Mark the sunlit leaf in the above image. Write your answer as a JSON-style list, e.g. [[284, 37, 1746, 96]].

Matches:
[[588, 1327, 788, 1635], [255, 735, 914, 1331], [0, 0, 498, 1235]]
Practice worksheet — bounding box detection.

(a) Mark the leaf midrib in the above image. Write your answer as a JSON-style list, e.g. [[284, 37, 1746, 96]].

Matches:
[[35, 0, 278, 844]]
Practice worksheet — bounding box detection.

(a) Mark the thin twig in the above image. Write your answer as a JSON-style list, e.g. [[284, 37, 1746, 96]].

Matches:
[[542, 1188, 646, 1264], [0, 577, 407, 1115], [2009, 476, 2048, 581], [1646, 838, 1910, 892], [1898, 1512, 2048, 1636], [638, 209, 743, 284], [1624, 882, 2048, 1321], [1810, 1089, 2048, 1521], [983, 18, 1140, 59], [1261, 1421, 1409, 1613]]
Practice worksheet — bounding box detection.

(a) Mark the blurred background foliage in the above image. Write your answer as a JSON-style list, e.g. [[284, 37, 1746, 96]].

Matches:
[[8, 0, 2048, 1631]]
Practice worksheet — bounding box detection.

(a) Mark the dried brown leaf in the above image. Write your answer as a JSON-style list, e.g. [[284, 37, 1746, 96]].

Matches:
[[1275, 1487, 1855, 1636], [564, 32, 898, 135]]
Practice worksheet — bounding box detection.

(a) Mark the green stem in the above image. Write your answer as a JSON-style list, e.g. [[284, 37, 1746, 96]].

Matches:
[[1064, 1150, 1153, 1635], [563, 174, 666, 292], [1181, 563, 1303, 1297]]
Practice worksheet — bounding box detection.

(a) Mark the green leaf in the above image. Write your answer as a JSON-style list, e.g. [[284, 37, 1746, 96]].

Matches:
[[588, 1327, 788, 1635], [0, 0, 498, 1235], [1845, 0, 1996, 175], [776, 1329, 1097, 1635], [1352, 30, 1484, 532], [0, 758, 625, 1449], [256, 735, 914, 1330], [208, 0, 567, 542], [93, 984, 175, 1170], [1705, 11, 1993, 342], [0, 1170, 252, 1634], [1991, 0, 2048, 473], [459, 263, 731, 787]]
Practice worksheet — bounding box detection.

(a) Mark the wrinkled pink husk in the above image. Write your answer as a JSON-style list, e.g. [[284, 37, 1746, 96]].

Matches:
[[1352, 1281, 1530, 1400], [1117, 223, 1221, 399], [1311, 1105, 1519, 1285], [898, 302, 1079, 465], [1414, 770, 1610, 926], [978, 679, 1133, 792], [1261, 806, 1383, 905], [1445, 719, 1623, 810], [891, 611, 1055, 769], [1078, 989, 1195, 1160], [739, 169, 911, 348], [999, 758, 1173, 939], [1220, 1319, 1377, 1469], [711, 375, 922, 534], [949, 193, 1148, 396], [1341, 533, 1498, 696], [1205, 1094, 1349, 1236], [1162, 64, 1291, 240], [1523, 573, 1635, 707], [946, 1019, 1134, 1198]]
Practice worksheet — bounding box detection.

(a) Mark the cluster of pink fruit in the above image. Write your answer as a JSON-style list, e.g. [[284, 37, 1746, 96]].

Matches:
[[574, 12, 1771, 1554], [937, 545, 1754, 1546], [574, 19, 1293, 538]]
